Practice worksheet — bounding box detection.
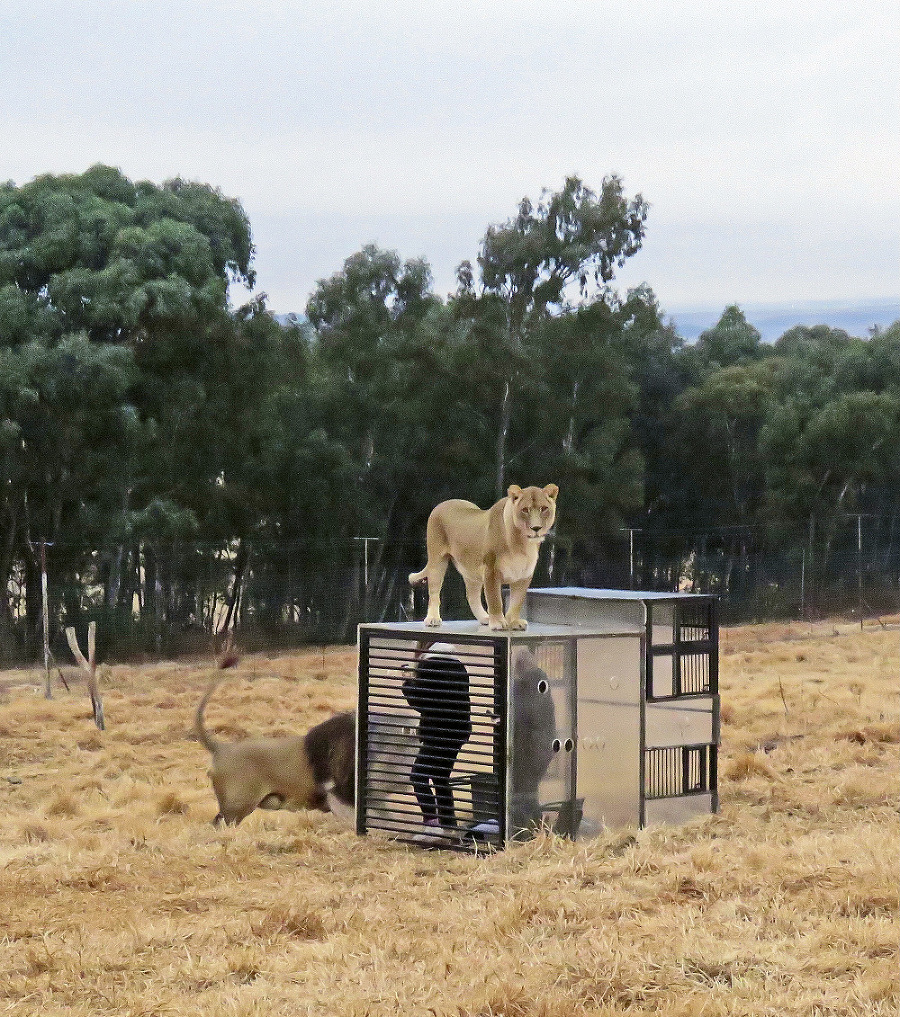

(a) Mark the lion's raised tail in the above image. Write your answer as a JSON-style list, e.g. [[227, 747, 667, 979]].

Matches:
[[194, 649, 241, 753]]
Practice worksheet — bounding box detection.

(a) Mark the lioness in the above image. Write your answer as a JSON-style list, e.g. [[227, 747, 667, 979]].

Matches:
[[409, 484, 559, 630]]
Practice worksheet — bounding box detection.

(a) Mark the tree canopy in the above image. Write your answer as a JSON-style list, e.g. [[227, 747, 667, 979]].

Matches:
[[1, 166, 897, 657]]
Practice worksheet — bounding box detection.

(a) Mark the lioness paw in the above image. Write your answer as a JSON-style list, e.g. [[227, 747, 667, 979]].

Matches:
[[424, 616, 443, 628], [506, 617, 528, 631], [488, 617, 507, 631]]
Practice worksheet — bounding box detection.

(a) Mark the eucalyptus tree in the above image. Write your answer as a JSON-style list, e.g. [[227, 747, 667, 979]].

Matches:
[[306, 245, 470, 616], [517, 296, 647, 552], [456, 175, 648, 497], [761, 323, 900, 572], [673, 360, 776, 530], [688, 305, 767, 374], [602, 289, 690, 584], [0, 332, 136, 633], [0, 164, 259, 645]]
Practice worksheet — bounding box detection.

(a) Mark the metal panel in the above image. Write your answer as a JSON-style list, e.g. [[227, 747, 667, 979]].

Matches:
[[645, 698, 715, 748], [644, 793, 715, 827], [650, 653, 675, 698], [575, 635, 642, 833], [508, 639, 576, 839], [527, 591, 644, 633], [650, 601, 676, 648]]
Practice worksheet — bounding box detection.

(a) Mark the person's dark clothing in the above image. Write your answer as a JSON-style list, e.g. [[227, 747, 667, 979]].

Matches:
[[403, 654, 471, 827]]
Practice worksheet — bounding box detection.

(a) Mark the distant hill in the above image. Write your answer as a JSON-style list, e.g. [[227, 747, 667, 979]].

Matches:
[[274, 300, 900, 344], [668, 298, 900, 343]]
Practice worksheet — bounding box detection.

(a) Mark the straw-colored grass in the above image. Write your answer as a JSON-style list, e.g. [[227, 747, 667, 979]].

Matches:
[[1, 618, 897, 1016]]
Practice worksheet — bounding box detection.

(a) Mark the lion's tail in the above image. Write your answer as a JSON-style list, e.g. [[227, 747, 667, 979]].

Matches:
[[194, 649, 241, 753]]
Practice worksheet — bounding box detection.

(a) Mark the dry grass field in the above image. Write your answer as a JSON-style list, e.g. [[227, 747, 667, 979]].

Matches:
[[1, 617, 897, 1017]]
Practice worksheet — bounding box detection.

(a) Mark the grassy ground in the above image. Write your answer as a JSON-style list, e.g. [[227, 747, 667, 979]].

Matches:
[[0, 617, 897, 1016]]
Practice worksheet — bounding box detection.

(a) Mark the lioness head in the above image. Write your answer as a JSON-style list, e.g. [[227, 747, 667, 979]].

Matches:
[[506, 484, 559, 541]]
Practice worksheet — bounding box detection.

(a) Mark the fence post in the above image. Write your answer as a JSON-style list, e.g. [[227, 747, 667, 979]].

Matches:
[[40, 541, 52, 700], [354, 537, 378, 622], [799, 548, 806, 620]]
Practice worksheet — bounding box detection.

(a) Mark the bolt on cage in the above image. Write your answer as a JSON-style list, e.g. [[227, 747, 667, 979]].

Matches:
[[356, 588, 719, 851]]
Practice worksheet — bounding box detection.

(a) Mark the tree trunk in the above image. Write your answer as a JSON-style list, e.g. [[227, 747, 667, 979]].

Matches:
[[24, 551, 42, 659], [0, 501, 19, 625], [107, 545, 124, 608], [143, 543, 156, 621], [124, 543, 141, 612], [495, 378, 511, 499], [221, 539, 248, 635], [107, 486, 132, 609], [564, 380, 579, 454]]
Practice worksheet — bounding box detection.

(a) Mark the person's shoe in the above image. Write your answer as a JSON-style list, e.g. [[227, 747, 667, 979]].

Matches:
[[411, 819, 457, 845], [411, 818, 441, 843], [469, 819, 499, 837]]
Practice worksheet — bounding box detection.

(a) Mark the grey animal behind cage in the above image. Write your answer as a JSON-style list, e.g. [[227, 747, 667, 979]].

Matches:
[[510, 648, 556, 832]]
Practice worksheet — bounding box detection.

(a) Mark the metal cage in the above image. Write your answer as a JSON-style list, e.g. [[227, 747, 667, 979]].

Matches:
[[356, 588, 719, 850]]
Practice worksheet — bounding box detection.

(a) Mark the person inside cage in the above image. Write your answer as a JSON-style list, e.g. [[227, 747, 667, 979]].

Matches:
[[402, 641, 472, 839]]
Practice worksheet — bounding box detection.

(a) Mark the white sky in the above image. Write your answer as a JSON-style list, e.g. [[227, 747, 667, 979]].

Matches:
[[2, 1, 898, 316]]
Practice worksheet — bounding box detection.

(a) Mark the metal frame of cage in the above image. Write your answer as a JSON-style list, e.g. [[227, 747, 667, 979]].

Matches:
[[639, 595, 720, 822], [356, 589, 719, 851]]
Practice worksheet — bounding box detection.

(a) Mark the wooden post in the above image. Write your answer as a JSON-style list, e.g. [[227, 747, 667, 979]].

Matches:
[[800, 547, 806, 620], [65, 621, 105, 730]]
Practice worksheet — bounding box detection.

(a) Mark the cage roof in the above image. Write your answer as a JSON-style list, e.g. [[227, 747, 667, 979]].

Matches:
[[530, 587, 715, 602], [359, 620, 605, 640]]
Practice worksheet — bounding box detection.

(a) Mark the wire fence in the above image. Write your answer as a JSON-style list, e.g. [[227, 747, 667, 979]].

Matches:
[[2, 516, 898, 666]]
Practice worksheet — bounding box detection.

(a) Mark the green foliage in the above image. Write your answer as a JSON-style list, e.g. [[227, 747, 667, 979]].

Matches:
[[475, 175, 648, 321], [1, 164, 897, 654], [670, 360, 776, 526], [0, 166, 272, 647], [457, 175, 649, 501]]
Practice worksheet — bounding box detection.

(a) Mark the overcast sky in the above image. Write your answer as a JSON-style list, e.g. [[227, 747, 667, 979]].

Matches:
[[2, 1, 898, 317]]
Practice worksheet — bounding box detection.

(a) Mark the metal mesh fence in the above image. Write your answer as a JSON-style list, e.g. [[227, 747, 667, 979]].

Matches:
[[2, 515, 898, 665]]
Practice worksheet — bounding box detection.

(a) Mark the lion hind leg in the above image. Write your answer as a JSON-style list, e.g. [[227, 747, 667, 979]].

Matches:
[[410, 553, 449, 622], [421, 557, 449, 626]]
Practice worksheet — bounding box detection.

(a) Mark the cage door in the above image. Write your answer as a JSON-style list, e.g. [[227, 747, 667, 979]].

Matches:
[[357, 630, 506, 850]]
